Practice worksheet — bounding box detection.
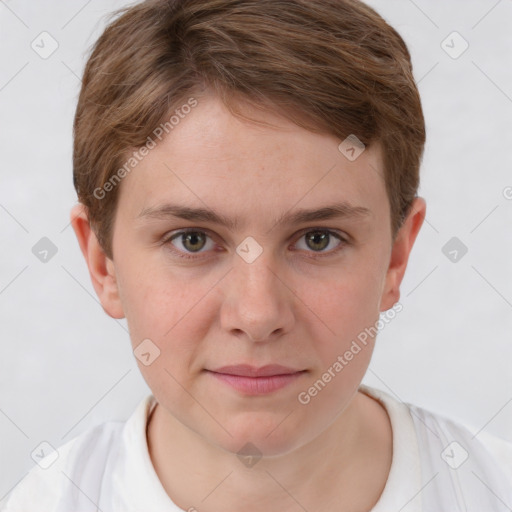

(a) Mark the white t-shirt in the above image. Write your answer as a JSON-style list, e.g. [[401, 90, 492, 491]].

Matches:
[[2, 385, 511, 511]]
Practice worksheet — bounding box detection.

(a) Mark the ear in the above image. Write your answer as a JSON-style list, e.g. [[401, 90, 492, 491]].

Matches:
[[70, 203, 125, 319], [379, 197, 426, 312]]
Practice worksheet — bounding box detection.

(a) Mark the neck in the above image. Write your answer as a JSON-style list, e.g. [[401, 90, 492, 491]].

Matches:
[[146, 390, 392, 512]]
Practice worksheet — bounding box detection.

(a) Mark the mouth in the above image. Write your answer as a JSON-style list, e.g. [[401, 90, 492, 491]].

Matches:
[[205, 364, 307, 395]]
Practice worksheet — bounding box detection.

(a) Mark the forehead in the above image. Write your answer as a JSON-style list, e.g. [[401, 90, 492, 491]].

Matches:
[[116, 95, 388, 229]]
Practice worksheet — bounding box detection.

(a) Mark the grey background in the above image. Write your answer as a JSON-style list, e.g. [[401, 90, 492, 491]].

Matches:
[[1, 0, 511, 500]]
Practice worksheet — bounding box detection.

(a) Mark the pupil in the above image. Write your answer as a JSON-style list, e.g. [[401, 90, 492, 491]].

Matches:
[[181, 231, 330, 253], [308, 231, 328, 251], [184, 232, 205, 252]]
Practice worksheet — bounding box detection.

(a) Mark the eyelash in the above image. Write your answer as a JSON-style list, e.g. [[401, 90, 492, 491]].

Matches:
[[161, 227, 349, 261]]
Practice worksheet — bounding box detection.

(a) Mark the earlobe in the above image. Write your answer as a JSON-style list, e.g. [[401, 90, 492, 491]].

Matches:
[[70, 203, 125, 319], [379, 197, 426, 312]]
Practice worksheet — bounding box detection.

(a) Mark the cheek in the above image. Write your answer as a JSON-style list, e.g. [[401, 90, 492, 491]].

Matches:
[[293, 259, 383, 402], [119, 267, 222, 394], [117, 256, 207, 339], [295, 274, 378, 413], [298, 261, 383, 340], [123, 272, 215, 406]]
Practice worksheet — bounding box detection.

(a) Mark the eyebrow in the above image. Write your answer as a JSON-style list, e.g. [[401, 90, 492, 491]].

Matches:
[[137, 201, 372, 231]]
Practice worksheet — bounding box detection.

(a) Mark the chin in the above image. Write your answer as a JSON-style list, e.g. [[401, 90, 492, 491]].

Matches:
[[214, 415, 308, 458]]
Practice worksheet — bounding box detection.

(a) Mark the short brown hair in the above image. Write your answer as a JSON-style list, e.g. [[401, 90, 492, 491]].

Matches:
[[73, 0, 425, 260]]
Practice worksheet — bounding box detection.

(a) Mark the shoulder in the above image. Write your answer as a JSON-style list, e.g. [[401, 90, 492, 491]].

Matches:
[[409, 402, 512, 479], [1, 395, 155, 512], [1, 421, 123, 511], [477, 428, 512, 480], [361, 385, 512, 510], [408, 402, 512, 510]]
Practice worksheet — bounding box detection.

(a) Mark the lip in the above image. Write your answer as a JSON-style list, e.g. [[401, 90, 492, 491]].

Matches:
[[206, 364, 307, 395], [211, 364, 304, 377]]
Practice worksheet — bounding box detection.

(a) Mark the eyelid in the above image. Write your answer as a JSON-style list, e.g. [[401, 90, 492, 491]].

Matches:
[[162, 226, 349, 259], [294, 226, 348, 241], [291, 227, 348, 255], [162, 228, 219, 259]]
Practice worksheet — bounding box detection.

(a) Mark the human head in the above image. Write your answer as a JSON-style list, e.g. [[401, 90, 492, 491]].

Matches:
[[70, 0, 426, 458], [72, 0, 426, 261]]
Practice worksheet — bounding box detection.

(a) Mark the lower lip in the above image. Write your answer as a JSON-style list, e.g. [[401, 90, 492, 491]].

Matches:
[[207, 371, 306, 395]]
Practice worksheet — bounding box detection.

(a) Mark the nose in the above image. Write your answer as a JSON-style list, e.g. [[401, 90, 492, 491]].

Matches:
[[219, 251, 295, 343]]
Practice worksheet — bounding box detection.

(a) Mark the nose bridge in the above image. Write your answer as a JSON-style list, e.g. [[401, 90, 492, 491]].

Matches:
[[234, 234, 281, 290], [238, 251, 280, 297], [221, 243, 293, 341]]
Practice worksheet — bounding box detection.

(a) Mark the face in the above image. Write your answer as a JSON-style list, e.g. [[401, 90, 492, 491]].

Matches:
[[73, 93, 425, 457]]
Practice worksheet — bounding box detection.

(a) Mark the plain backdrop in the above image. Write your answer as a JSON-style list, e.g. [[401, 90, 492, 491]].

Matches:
[[1, 0, 511, 500]]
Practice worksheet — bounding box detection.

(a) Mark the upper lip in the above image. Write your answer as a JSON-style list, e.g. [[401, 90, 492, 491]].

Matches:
[[209, 364, 305, 377]]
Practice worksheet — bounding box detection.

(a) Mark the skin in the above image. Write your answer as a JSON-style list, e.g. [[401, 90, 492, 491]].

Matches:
[[71, 93, 426, 512]]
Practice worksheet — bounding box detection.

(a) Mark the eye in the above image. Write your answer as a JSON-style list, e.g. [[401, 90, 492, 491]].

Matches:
[[164, 229, 216, 259], [162, 228, 348, 260], [293, 228, 347, 258]]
